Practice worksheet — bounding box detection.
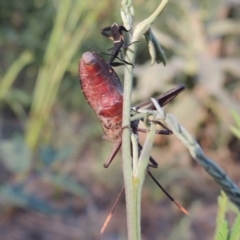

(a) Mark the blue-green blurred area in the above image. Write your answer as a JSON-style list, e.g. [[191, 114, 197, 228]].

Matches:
[[0, 0, 240, 239]]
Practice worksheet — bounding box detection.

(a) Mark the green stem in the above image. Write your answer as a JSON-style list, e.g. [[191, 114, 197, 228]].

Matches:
[[132, 0, 169, 43], [144, 0, 169, 23], [121, 2, 137, 239], [134, 123, 157, 179], [136, 123, 157, 238], [122, 64, 137, 240], [121, 1, 170, 239]]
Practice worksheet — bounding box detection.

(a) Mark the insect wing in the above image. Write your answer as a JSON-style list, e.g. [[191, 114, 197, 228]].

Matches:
[[135, 84, 185, 110]]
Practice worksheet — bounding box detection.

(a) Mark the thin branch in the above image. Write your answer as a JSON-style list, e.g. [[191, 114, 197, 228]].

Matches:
[[151, 98, 240, 209]]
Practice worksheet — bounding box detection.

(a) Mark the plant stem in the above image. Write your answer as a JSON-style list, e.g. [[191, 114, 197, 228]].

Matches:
[[121, 1, 169, 239], [122, 63, 137, 240]]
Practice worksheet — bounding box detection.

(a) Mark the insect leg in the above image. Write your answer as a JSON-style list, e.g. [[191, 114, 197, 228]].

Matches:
[[147, 168, 189, 215], [150, 120, 173, 135], [125, 40, 139, 48], [115, 44, 134, 67], [100, 186, 125, 234], [111, 61, 134, 67], [103, 141, 122, 168], [137, 127, 172, 135], [112, 56, 134, 67]]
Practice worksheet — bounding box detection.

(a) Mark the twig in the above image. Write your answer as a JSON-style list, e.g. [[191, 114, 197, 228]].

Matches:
[[151, 98, 240, 209]]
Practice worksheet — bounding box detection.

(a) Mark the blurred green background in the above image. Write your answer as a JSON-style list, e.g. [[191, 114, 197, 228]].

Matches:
[[0, 0, 240, 239]]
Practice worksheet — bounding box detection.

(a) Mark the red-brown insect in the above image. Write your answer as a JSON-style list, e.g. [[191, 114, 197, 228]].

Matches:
[[79, 52, 188, 220], [79, 51, 123, 143], [79, 51, 185, 167]]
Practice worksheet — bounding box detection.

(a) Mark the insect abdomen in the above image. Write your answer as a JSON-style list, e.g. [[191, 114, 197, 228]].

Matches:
[[79, 52, 123, 142]]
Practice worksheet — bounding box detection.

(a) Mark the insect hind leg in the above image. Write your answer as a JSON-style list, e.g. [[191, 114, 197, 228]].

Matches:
[[111, 56, 134, 67]]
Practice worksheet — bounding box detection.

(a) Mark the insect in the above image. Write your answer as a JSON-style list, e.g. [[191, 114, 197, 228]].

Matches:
[[101, 23, 136, 67], [79, 51, 123, 144], [79, 51, 187, 215]]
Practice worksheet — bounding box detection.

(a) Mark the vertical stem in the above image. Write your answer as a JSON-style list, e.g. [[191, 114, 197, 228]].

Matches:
[[121, 1, 138, 238], [121, 1, 170, 239], [122, 38, 139, 240], [122, 64, 137, 240]]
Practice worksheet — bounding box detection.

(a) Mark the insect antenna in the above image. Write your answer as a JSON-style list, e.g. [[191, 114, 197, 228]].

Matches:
[[147, 168, 189, 215], [100, 186, 125, 234]]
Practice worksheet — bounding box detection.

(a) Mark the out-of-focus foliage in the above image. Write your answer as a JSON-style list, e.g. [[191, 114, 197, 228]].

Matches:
[[0, 0, 240, 239], [24, 1, 108, 152], [231, 110, 240, 139], [0, 51, 33, 110], [214, 191, 240, 240]]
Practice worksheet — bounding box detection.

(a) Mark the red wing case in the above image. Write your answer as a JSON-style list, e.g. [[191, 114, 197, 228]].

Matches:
[[79, 52, 123, 142]]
